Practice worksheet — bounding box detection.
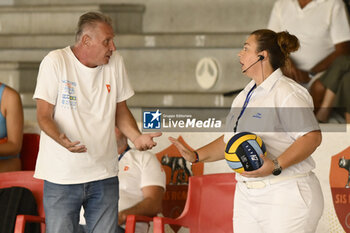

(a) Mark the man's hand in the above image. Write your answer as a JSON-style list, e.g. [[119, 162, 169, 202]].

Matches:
[[133, 132, 162, 151], [58, 133, 87, 153], [118, 210, 128, 225], [282, 58, 310, 84]]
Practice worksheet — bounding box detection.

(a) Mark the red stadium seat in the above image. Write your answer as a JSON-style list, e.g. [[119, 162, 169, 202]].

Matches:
[[153, 173, 236, 233], [20, 133, 40, 171], [125, 215, 153, 233], [0, 171, 45, 233]]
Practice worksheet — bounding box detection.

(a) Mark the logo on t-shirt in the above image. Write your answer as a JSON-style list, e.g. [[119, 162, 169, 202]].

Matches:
[[143, 110, 161, 129], [61, 80, 77, 109], [106, 84, 111, 93]]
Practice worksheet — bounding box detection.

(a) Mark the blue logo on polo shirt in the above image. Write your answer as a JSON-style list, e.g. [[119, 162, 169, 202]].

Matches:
[[143, 110, 161, 129], [253, 112, 262, 119]]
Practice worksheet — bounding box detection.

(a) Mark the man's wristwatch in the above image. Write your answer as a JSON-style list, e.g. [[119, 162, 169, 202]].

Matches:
[[272, 158, 282, 176]]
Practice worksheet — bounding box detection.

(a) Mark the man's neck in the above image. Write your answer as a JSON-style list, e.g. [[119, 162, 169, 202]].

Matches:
[[71, 45, 96, 68], [298, 0, 312, 9]]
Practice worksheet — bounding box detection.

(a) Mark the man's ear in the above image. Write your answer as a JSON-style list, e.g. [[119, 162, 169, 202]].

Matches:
[[82, 34, 91, 46]]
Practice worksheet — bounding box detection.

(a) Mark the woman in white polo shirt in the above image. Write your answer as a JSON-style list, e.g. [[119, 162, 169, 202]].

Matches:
[[169, 29, 323, 233]]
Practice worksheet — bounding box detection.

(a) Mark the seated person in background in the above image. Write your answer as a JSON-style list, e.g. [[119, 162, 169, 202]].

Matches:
[[116, 127, 166, 233], [268, 0, 350, 108], [0, 82, 23, 172], [314, 55, 350, 123]]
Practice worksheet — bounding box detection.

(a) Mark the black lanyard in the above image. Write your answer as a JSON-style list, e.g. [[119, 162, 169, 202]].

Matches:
[[118, 145, 131, 161], [233, 84, 257, 133]]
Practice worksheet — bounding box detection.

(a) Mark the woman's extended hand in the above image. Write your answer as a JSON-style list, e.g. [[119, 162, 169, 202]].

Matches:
[[168, 137, 197, 163]]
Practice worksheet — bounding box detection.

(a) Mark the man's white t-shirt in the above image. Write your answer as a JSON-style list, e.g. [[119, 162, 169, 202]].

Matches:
[[33, 46, 134, 184], [224, 69, 320, 182], [268, 0, 350, 71], [118, 149, 166, 233]]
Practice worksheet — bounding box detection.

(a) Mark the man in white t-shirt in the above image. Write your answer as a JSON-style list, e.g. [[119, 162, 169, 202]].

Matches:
[[33, 12, 161, 233], [116, 127, 165, 233], [267, 0, 350, 93]]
